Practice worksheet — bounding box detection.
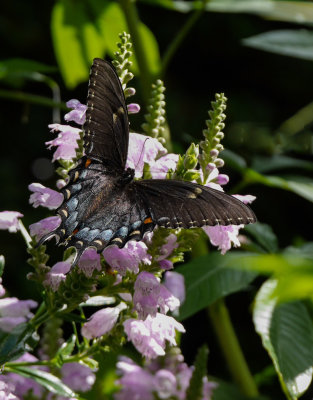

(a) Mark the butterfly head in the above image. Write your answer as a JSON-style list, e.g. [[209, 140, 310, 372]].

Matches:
[[119, 167, 135, 185]]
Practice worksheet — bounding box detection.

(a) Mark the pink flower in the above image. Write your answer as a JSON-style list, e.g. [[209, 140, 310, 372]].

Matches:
[[0, 211, 23, 233], [0, 298, 37, 332], [103, 241, 151, 276], [150, 153, 179, 179], [29, 216, 61, 241], [0, 380, 18, 399], [154, 369, 177, 399], [115, 357, 155, 400], [157, 234, 178, 261], [2, 353, 44, 398], [232, 194, 256, 204], [81, 306, 122, 339], [203, 225, 242, 254], [133, 272, 180, 319], [126, 132, 167, 178], [43, 261, 72, 291], [127, 103, 140, 114], [61, 362, 96, 392], [124, 313, 185, 359], [46, 124, 81, 162], [64, 99, 87, 125], [28, 183, 63, 210], [78, 248, 101, 278], [163, 271, 185, 305], [216, 174, 229, 186]]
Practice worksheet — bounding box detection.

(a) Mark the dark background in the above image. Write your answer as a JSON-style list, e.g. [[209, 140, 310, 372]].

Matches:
[[1, 1, 313, 399]]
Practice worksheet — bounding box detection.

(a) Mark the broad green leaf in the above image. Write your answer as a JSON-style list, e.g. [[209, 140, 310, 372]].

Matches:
[[212, 378, 269, 400], [0, 323, 39, 365], [252, 155, 313, 174], [220, 149, 247, 172], [253, 280, 313, 399], [5, 365, 76, 398], [245, 169, 313, 202], [135, 23, 161, 75], [243, 30, 313, 61], [244, 223, 278, 253], [141, 0, 313, 24], [177, 253, 257, 320], [51, 0, 89, 88], [0, 58, 57, 79], [99, 2, 128, 56], [51, 0, 106, 88]]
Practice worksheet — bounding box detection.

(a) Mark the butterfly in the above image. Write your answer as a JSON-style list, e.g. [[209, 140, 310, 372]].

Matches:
[[39, 58, 256, 264]]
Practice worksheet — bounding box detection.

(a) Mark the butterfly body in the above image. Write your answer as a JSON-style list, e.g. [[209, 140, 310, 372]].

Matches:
[[39, 58, 256, 263]]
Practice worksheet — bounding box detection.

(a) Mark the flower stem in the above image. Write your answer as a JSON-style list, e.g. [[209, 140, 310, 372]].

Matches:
[[18, 220, 32, 249], [161, 0, 208, 76], [119, 0, 152, 105], [208, 299, 259, 397]]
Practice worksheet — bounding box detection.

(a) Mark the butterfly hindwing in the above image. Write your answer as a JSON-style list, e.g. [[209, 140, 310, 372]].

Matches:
[[84, 59, 129, 169], [48, 158, 155, 260], [135, 179, 256, 228]]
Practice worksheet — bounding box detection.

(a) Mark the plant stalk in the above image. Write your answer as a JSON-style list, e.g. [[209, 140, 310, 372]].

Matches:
[[208, 299, 259, 397]]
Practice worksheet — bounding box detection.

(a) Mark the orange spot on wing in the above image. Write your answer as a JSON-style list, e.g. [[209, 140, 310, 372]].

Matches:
[[85, 158, 92, 167], [72, 228, 79, 235], [144, 217, 153, 224]]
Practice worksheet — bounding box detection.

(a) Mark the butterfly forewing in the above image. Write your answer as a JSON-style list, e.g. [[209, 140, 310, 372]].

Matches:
[[83, 58, 129, 169], [136, 179, 256, 228]]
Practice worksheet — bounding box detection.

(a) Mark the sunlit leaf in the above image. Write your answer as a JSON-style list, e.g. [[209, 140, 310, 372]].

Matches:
[[253, 280, 313, 399], [243, 30, 313, 61], [177, 253, 257, 320]]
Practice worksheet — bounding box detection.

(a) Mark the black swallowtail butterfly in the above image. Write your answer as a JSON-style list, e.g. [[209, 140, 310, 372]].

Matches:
[[39, 58, 256, 263]]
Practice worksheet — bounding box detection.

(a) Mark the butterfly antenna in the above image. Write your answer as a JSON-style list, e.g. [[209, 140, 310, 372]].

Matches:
[[134, 137, 150, 172]]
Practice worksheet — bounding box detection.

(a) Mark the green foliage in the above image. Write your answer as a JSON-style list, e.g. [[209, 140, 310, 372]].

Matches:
[[253, 280, 313, 399], [186, 345, 209, 400], [177, 252, 258, 320], [243, 30, 313, 61]]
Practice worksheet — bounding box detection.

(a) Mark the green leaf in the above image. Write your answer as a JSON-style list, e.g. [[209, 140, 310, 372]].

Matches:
[[51, 0, 106, 88], [98, 2, 127, 56], [186, 345, 208, 400], [245, 169, 313, 202], [135, 23, 161, 75], [0, 323, 39, 365], [177, 253, 257, 320], [80, 295, 116, 307], [5, 365, 76, 398], [56, 334, 75, 360], [253, 280, 313, 399], [220, 149, 247, 172], [251, 155, 313, 174], [0, 58, 57, 87], [212, 378, 269, 400], [243, 30, 313, 61], [244, 223, 279, 253], [142, 0, 313, 24]]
